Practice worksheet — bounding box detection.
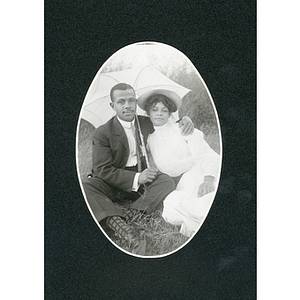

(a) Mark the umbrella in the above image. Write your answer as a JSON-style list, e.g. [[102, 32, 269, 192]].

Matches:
[[80, 65, 191, 128]]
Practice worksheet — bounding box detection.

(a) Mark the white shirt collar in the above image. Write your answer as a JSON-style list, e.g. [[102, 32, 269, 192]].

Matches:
[[117, 116, 135, 129]]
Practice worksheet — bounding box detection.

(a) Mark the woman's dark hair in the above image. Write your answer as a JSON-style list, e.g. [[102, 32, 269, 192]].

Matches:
[[144, 94, 177, 115]]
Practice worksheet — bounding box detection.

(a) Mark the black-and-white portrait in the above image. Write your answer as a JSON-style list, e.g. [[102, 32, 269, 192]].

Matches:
[[76, 41, 222, 257]]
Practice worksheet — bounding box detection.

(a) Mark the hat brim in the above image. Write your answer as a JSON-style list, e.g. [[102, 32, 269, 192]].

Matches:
[[138, 89, 182, 112]]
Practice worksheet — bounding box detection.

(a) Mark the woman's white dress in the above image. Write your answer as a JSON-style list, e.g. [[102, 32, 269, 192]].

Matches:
[[147, 118, 220, 237]]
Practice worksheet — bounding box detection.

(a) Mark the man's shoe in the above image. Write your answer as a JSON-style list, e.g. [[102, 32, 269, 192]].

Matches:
[[123, 208, 139, 222], [106, 215, 146, 255]]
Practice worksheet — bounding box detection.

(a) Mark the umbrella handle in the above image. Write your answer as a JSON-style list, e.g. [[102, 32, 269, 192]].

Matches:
[[135, 115, 150, 169], [140, 143, 150, 168]]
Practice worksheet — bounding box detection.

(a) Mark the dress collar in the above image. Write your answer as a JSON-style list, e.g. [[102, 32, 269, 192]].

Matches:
[[153, 122, 169, 130]]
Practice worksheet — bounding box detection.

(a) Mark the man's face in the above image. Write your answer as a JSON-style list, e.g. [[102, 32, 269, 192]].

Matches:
[[110, 88, 137, 122]]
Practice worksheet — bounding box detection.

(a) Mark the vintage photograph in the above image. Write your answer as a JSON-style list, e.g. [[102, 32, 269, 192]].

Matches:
[[76, 42, 222, 257]]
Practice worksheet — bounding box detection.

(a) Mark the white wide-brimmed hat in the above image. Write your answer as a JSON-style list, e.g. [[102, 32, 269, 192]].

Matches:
[[138, 89, 182, 112]]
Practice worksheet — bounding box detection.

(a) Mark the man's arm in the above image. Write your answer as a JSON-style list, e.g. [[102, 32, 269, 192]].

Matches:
[[92, 129, 136, 192]]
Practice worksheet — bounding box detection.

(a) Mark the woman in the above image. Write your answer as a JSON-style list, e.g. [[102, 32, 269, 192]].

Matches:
[[138, 89, 220, 237]]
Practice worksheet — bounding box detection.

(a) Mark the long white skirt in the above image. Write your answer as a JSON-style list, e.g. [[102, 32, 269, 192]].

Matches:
[[162, 163, 217, 237]]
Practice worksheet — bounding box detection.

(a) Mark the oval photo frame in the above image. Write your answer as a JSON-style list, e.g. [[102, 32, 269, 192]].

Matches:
[[76, 41, 222, 258]]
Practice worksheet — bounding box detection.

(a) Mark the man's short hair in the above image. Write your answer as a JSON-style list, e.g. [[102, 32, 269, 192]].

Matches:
[[110, 83, 135, 102]]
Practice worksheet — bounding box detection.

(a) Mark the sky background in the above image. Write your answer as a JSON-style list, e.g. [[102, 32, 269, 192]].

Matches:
[[101, 42, 195, 77]]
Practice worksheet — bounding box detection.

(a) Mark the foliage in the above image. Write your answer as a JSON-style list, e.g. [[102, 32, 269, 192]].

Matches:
[[77, 119, 94, 180], [160, 64, 220, 153]]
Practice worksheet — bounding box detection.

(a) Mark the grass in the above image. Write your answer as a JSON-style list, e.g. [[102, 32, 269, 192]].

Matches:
[[76, 118, 220, 256], [77, 119, 94, 180], [107, 204, 190, 256]]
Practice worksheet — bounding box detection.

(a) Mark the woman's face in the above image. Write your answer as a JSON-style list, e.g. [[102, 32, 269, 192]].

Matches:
[[149, 101, 170, 126]]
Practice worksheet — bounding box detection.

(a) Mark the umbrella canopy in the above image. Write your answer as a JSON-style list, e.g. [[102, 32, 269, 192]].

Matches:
[[81, 65, 191, 128]]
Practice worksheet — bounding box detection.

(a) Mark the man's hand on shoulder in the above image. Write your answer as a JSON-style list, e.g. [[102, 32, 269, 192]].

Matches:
[[179, 116, 194, 136]]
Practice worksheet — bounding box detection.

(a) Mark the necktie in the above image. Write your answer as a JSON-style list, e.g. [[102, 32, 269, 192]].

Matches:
[[131, 123, 142, 172]]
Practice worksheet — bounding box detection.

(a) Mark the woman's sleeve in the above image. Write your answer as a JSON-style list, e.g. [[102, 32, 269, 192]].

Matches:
[[184, 129, 220, 177]]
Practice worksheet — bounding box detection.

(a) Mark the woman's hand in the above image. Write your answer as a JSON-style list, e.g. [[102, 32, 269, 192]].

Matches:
[[198, 175, 215, 197], [178, 116, 194, 136]]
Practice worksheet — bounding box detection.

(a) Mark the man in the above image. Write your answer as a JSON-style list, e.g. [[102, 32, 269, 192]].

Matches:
[[82, 83, 193, 255]]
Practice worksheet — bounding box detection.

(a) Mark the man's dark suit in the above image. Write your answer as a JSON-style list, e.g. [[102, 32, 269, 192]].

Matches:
[[82, 115, 175, 222]]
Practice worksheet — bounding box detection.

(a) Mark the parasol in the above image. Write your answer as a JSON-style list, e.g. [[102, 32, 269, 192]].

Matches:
[[80, 65, 191, 128]]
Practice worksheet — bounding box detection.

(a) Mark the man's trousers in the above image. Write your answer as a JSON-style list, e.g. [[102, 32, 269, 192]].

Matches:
[[82, 172, 175, 223]]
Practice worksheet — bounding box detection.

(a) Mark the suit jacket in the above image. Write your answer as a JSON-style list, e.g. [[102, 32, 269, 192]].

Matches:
[[91, 115, 154, 192]]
